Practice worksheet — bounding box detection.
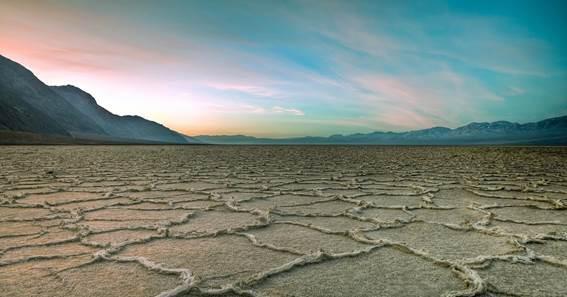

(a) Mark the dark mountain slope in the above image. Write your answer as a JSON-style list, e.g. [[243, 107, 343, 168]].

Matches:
[[0, 92, 69, 135], [0, 54, 189, 144], [0, 55, 106, 135], [52, 85, 187, 143]]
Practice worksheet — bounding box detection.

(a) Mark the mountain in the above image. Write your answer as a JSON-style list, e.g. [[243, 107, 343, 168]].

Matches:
[[195, 116, 567, 145], [194, 135, 266, 144], [0, 55, 104, 136], [0, 54, 189, 144], [51, 85, 190, 143], [180, 134, 204, 144]]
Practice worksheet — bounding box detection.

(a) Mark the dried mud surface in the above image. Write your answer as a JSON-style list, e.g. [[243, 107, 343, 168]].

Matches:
[[0, 145, 566, 297]]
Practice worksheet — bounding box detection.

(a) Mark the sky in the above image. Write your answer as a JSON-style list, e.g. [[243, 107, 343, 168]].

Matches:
[[1, 0, 566, 137]]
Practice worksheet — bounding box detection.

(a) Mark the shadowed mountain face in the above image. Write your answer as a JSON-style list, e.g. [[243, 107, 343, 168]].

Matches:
[[0, 55, 104, 136], [196, 116, 567, 145], [52, 85, 190, 143], [0, 55, 189, 144]]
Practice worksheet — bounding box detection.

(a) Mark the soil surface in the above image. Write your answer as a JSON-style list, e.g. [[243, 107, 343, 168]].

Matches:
[[1, 145, 566, 297]]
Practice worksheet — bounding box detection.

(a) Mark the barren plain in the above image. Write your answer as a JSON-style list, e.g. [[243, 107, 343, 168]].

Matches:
[[0, 145, 566, 297]]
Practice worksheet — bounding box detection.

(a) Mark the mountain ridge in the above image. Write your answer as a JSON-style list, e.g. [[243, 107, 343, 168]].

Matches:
[[0, 54, 191, 144], [51, 85, 192, 143], [195, 115, 567, 145]]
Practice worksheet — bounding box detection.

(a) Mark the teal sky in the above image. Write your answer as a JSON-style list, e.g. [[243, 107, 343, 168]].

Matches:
[[1, 0, 566, 137]]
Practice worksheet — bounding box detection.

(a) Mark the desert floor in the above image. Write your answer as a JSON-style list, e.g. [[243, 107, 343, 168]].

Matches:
[[0, 145, 566, 297]]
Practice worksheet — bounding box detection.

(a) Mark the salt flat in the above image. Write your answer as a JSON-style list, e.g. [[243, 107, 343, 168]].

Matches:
[[0, 145, 566, 297]]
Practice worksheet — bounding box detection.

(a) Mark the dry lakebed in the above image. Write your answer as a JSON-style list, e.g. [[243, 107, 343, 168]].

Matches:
[[0, 145, 566, 297]]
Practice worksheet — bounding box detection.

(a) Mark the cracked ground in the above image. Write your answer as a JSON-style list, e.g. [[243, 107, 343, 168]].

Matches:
[[0, 145, 566, 297]]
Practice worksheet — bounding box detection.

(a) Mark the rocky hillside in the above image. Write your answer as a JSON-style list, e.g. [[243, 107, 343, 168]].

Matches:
[[0, 55, 189, 144]]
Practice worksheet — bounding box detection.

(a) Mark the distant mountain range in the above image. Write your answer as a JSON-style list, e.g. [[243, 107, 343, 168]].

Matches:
[[1, 54, 566, 145], [196, 116, 567, 145], [0, 54, 196, 144]]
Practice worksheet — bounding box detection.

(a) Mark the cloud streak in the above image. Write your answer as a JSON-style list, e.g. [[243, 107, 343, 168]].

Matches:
[[271, 106, 305, 116]]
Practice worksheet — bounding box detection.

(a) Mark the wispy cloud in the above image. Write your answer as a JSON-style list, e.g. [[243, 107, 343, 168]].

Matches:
[[271, 106, 304, 116], [205, 83, 279, 98], [197, 101, 304, 117]]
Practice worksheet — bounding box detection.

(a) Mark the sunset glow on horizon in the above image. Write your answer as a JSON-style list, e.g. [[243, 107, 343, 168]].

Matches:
[[1, 0, 566, 137]]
